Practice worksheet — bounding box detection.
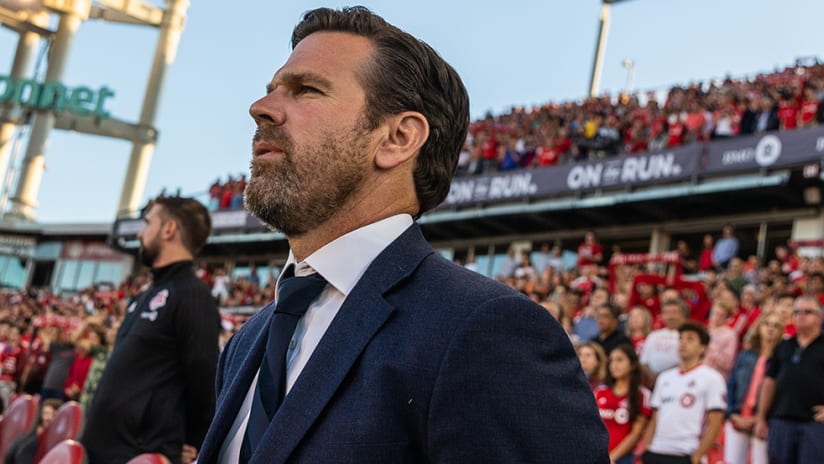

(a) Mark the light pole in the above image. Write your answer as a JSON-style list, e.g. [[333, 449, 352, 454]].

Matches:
[[588, 0, 634, 98], [622, 58, 635, 95]]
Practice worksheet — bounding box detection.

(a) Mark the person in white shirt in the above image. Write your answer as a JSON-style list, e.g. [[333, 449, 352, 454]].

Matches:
[[640, 299, 688, 387], [642, 321, 726, 464]]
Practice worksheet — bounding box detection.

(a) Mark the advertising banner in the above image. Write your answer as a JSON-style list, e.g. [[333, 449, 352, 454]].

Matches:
[[444, 144, 702, 207], [703, 126, 824, 173]]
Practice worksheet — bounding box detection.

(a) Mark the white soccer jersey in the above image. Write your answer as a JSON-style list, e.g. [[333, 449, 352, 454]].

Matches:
[[648, 364, 727, 456], [639, 329, 680, 373]]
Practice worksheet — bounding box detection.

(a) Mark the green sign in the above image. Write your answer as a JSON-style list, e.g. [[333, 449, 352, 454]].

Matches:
[[0, 75, 115, 118]]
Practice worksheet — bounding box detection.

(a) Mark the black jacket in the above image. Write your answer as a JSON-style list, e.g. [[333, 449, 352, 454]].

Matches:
[[82, 261, 220, 464], [740, 108, 779, 134]]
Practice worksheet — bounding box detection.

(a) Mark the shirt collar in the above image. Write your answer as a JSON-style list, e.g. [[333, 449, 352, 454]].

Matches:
[[279, 214, 413, 296]]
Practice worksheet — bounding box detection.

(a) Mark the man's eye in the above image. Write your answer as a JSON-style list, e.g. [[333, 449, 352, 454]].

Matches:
[[295, 85, 320, 95]]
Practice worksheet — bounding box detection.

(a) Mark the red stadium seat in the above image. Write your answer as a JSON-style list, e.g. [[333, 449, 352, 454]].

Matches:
[[0, 394, 39, 460], [126, 453, 171, 464], [33, 401, 84, 463], [37, 439, 86, 464]]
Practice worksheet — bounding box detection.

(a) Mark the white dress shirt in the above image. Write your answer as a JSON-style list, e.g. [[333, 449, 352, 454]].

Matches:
[[218, 214, 413, 463]]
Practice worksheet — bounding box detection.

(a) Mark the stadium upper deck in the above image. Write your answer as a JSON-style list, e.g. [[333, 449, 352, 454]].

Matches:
[[106, 61, 824, 271]]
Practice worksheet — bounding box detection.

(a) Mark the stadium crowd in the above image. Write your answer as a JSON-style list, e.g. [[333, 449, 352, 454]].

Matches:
[[206, 175, 247, 212], [204, 61, 824, 211], [0, 224, 820, 461], [457, 61, 824, 175]]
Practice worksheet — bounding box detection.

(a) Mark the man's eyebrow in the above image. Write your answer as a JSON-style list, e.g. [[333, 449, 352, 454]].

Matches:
[[266, 71, 333, 93]]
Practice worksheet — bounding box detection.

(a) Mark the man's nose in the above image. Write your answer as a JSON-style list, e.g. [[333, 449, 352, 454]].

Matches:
[[250, 92, 286, 126]]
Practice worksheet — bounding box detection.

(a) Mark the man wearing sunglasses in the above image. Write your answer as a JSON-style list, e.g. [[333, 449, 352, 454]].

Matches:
[[754, 296, 824, 464]]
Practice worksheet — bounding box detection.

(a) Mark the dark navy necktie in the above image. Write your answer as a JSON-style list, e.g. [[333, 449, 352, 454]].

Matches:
[[240, 271, 327, 462]]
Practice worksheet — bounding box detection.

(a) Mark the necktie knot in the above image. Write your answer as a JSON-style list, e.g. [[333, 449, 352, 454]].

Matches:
[[275, 273, 328, 317]]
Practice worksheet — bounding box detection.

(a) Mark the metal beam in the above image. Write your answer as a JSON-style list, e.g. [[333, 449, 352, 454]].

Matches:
[[0, 112, 158, 143], [89, 0, 163, 27], [42, 0, 89, 17], [54, 112, 157, 143], [0, 7, 54, 35]]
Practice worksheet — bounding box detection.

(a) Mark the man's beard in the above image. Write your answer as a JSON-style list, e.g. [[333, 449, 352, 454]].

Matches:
[[138, 237, 159, 268], [244, 123, 370, 236]]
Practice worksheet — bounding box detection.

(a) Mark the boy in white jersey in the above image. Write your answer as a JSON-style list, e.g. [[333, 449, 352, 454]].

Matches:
[[642, 321, 726, 464]]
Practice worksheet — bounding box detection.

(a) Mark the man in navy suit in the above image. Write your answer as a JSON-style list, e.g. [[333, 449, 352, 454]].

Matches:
[[198, 6, 608, 463]]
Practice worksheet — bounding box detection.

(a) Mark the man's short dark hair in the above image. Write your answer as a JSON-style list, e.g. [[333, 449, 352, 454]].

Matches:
[[598, 302, 622, 320], [143, 195, 211, 256], [776, 291, 796, 303], [291, 6, 470, 216], [678, 321, 710, 346]]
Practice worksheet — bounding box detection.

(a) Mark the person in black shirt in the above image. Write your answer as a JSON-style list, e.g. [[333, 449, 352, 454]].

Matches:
[[81, 196, 220, 464], [754, 295, 824, 464], [593, 302, 632, 355]]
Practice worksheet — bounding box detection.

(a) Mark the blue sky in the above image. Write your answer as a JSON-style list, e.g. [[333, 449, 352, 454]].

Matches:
[[1, 0, 822, 223]]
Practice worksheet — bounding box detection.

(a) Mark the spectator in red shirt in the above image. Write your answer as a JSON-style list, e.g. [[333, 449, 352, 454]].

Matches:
[[799, 87, 820, 128], [195, 260, 212, 286], [777, 95, 800, 131], [629, 278, 661, 327], [775, 244, 799, 275], [480, 130, 498, 168], [64, 324, 105, 401], [577, 231, 603, 267], [730, 284, 761, 344], [625, 119, 649, 154], [535, 135, 560, 167], [596, 343, 652, 464], [684, 101, 707, 138], [666, 113, 685, 147], [219, 180, 234, 209], [554, 127, 573, 160], [699, 234, 715, 272]]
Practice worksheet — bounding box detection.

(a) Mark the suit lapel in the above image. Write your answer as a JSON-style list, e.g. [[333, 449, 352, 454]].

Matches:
[[200, 303, 273, 462], [250, 224, 433, 464]]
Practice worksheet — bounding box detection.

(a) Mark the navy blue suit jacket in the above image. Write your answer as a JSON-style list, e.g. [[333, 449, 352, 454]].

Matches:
[[198, 224, 609, 463]]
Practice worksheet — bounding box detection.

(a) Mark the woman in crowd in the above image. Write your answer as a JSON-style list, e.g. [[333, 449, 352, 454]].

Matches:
[[731, 284, 761, 344], [626, 306, 653, 356], [64, 323, 107, 401], [541, 300, 574, 338], [725, 313, 784, 464], [576, 341, 607, 391], [704, 300, 739, 379], [595, 343, 651, 464]]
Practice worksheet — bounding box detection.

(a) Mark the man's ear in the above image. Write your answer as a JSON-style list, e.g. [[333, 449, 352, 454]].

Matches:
[[161, 219, 178, 241], [375, 111, 429, 169]]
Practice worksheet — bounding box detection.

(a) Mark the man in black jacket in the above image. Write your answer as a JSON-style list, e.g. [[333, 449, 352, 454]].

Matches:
[[82, 196, 220, 464], [740, 96, 779, 135]]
